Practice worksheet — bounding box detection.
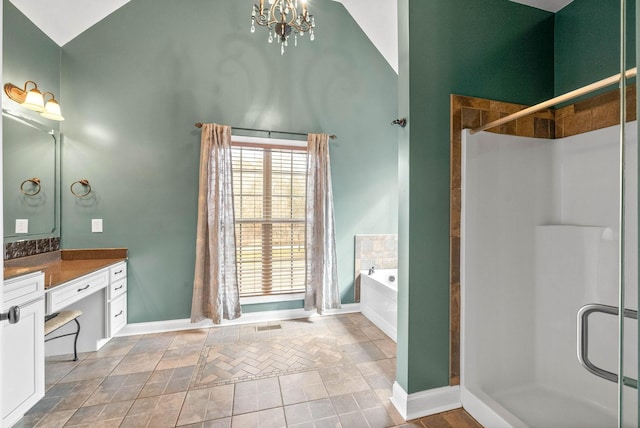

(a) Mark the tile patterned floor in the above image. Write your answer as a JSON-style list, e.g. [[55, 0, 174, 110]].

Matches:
[[15, 313, 481, 428]]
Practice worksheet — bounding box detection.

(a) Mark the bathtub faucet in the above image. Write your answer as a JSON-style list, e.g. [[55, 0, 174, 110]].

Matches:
[[368, 266, 375, 275]]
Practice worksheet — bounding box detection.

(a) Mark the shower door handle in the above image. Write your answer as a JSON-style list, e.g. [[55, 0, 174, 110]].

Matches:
[[577, 303, 638, 389]]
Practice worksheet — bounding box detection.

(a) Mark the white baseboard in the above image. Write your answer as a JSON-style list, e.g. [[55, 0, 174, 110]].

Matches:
[[391, 382, 461, 421], [116, 303, 361, 337]]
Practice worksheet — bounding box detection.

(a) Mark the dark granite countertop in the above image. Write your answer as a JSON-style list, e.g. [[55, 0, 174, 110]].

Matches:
[[4, 249, 128, 289]]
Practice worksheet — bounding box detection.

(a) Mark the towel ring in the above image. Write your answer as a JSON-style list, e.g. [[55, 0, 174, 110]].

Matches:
[[20, 178, 41, 196], [70, 179, 91, 198]]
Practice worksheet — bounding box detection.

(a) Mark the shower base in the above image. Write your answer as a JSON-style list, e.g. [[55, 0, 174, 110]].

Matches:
[[490, 383, 616, 428]]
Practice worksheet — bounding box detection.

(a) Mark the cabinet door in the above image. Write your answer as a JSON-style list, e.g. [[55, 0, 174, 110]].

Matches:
[[1, 298, 45, 427]]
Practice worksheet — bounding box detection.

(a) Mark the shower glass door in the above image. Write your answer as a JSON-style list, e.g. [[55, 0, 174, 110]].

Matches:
[[631, 0, 639, 426], [620, 0, 638, 425]]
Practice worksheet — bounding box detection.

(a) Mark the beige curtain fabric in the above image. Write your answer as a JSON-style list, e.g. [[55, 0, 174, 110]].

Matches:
[[304, 133, 341, 314], [191, 123, 242, 324]]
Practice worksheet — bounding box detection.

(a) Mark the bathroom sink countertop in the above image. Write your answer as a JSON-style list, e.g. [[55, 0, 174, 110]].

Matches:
[[4, 248, 128, 289]]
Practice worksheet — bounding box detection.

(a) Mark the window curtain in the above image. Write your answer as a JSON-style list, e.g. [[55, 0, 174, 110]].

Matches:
[[304, 133, 341, 314], [191, 123, 242, 324]]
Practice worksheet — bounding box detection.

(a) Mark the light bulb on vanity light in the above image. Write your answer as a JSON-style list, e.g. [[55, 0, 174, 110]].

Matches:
[[22, 86, 45, 112], [40, 92, 64, 121]]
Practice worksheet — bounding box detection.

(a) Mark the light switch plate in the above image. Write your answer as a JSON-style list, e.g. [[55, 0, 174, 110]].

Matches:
[[15, 219, 28, 234], [91, 218, 103, 233]]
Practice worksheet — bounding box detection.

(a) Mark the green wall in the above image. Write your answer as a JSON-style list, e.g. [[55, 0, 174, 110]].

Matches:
[[3, 0, 60, 124], [3, 0, 61, 242], [398, 0, 554, 394], [59, 0, 398, 323], [555, 0, 636, 96]]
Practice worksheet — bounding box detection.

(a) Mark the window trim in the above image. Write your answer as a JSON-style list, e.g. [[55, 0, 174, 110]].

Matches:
[[232, 134, 308, 299]]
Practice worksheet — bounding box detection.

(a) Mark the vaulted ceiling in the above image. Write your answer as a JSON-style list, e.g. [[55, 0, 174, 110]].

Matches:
[[7, 0, 574, 74]]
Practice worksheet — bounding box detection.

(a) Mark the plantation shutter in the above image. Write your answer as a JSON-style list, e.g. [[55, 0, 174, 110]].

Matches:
[[231, 143, 307, 296]]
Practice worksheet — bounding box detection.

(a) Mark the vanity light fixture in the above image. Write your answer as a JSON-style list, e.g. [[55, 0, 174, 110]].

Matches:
[[4, 81, 65, 121]]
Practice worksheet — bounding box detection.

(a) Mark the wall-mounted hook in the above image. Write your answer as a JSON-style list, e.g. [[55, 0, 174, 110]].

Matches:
[[70, 179, 91, 198], [391, 118, 407, 128]]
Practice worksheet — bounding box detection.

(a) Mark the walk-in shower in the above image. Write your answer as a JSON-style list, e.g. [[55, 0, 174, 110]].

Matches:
[[461, 124, 638, 427]]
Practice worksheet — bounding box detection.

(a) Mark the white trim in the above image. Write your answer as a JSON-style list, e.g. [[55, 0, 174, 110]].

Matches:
[[390, 382, 461, 421], [240, 292, 305, 305], [232, 135, 307, 148], [116, 303, 361, 337]]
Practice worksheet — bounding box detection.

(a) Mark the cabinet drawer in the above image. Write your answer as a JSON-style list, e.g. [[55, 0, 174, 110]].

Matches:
[[47, 270, 109, 314], [109, 279, 127, 300], [110, 263, 127, 283], [108, 293, 127, 336], [3, 272, 44, 309]]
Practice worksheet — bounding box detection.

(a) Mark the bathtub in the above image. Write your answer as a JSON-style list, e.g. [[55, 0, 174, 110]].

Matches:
[[360, 269, 397, 342]]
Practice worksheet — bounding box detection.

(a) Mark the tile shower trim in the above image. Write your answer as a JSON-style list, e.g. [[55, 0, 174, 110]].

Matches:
[[448, 85, 636, 386]]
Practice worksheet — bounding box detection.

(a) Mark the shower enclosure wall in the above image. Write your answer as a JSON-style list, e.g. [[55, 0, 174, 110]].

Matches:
[[461, 124, 638, 427]]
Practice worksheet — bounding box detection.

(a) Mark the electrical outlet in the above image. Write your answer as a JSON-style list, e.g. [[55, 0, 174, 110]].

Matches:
[[91, 218, 103, 233], [15, 219, 28, 234]]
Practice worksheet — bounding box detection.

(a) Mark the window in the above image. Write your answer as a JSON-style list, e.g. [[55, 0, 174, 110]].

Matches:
[[232, 141, 307, 297]]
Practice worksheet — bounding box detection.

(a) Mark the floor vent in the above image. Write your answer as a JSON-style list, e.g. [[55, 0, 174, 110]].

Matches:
[[256, 324, 282, 332]]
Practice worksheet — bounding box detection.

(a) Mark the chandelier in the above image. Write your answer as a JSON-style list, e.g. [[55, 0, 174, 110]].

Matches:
[[251, 0, 316, 55]]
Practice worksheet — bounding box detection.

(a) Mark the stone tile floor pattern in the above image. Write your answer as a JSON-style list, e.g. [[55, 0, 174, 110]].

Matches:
[[16, 313, 481, 427]]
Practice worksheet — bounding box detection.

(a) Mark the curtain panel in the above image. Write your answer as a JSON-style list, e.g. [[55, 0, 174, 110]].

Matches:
[[304, 133, 341, 314], [191, 123, 242, 324]]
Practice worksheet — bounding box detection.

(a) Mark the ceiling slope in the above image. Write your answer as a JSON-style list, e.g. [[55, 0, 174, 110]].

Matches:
[[8, 0, 399, 71], [9, 0, 132, 46], [337, 0, 398, 73]]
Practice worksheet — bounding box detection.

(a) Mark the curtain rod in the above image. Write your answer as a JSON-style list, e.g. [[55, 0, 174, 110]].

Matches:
[[194, 122, 336, 140], [470, 67, 638, 134]]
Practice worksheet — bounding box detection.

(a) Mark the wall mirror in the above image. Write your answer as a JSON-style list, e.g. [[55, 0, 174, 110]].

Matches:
[[3, 109, 59, 242]]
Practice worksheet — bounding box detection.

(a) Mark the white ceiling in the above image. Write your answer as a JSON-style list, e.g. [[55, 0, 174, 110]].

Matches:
[[9, 0, 131, 47], [8, 0, 574, 75]]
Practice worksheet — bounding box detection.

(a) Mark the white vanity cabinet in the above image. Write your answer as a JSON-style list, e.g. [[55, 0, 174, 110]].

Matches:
[[44, 260, 128, 354], [2, 272, 45, 428]]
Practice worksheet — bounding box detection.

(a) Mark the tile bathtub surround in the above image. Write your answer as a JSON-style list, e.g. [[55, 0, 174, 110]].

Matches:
[[19, 313, 481, 427], [4, 236, 60, 260], [448, 86, 636, 387], [354, 234, 398, 302]]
